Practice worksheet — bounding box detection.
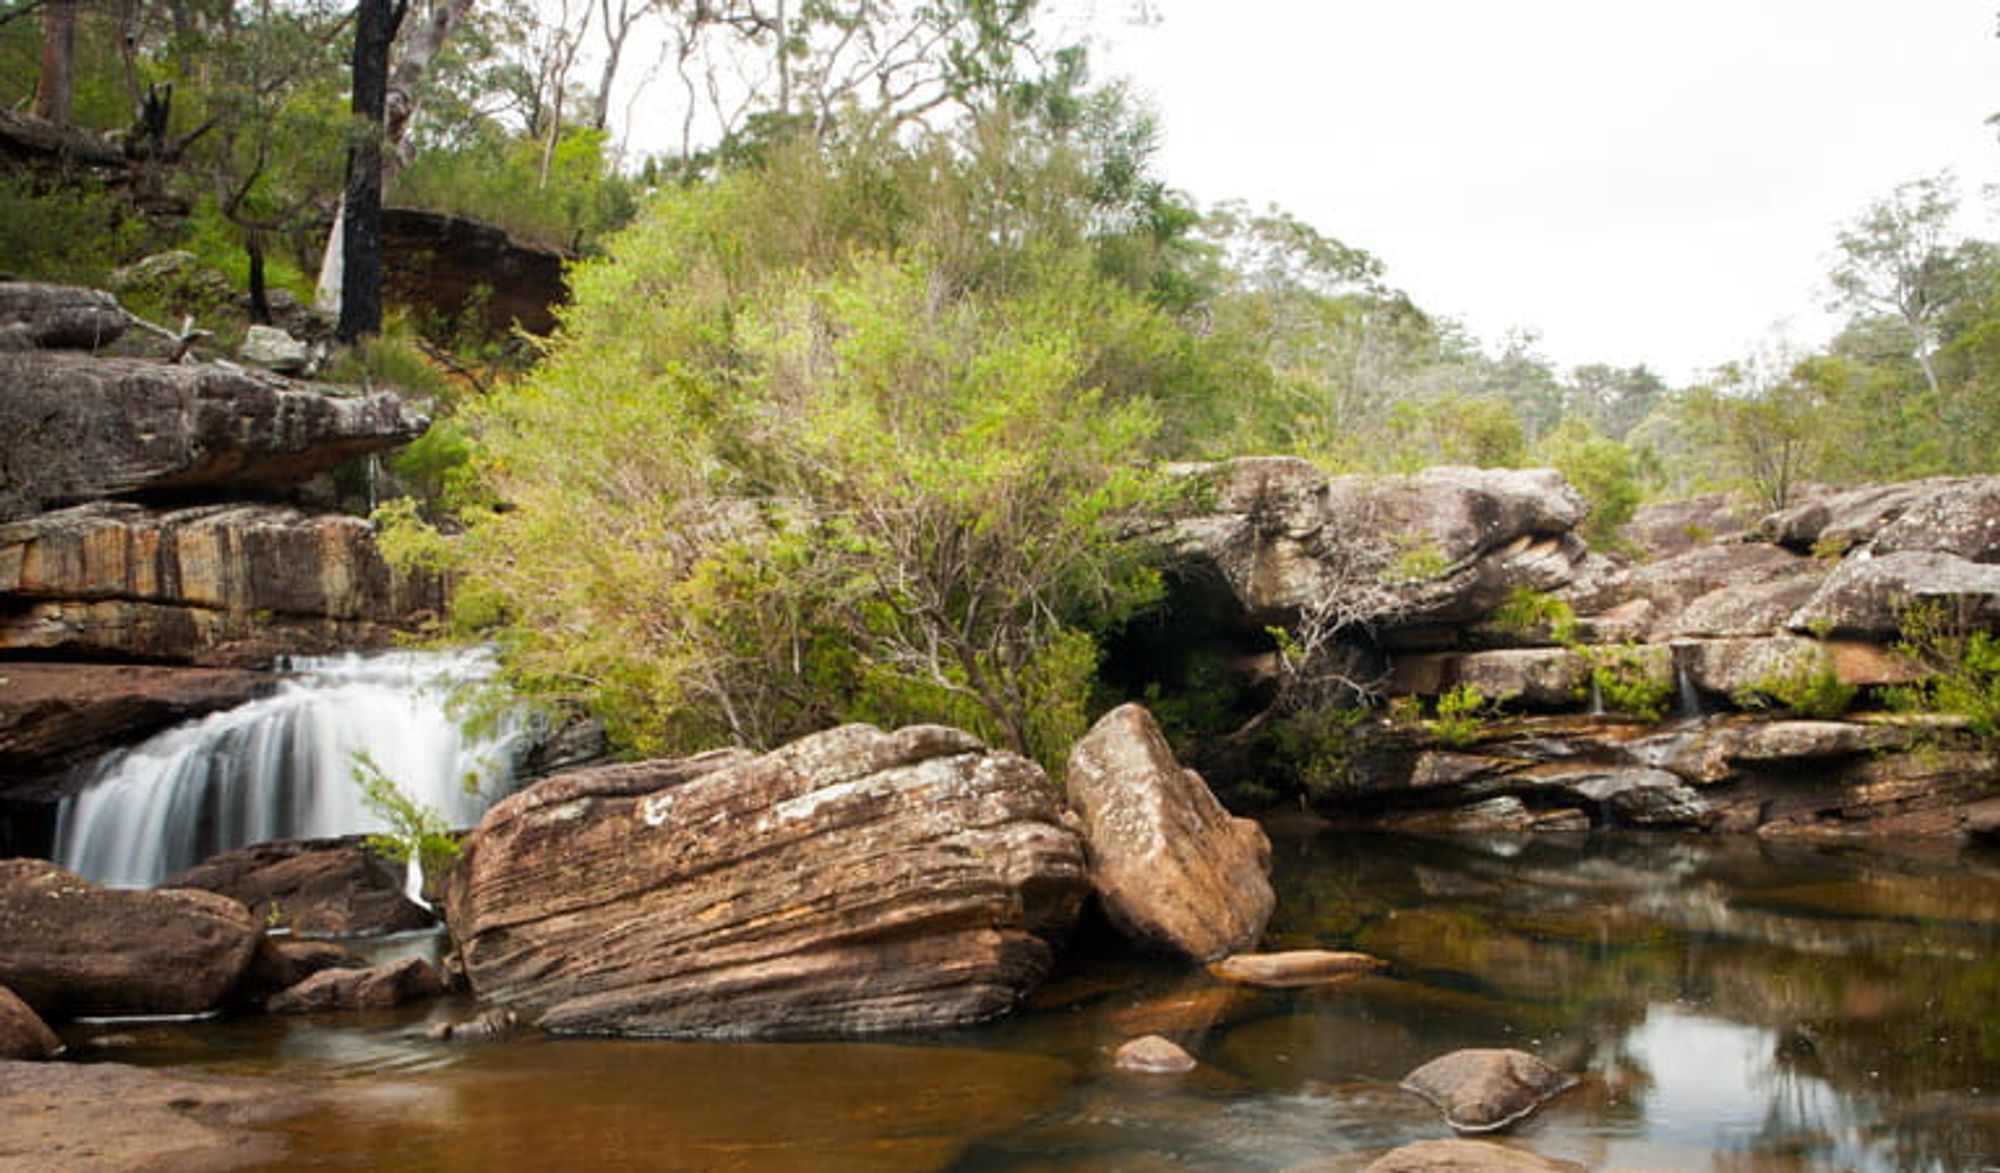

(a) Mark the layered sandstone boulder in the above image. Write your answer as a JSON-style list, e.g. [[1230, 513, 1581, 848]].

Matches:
[[1166, 458, 1590, 628], [0, 859, 263, 1019], [0, 501, 444, 664], [1065, 704, 1274, 961], [0, 349, 424, 519], [444, 725, 1090, 1038]]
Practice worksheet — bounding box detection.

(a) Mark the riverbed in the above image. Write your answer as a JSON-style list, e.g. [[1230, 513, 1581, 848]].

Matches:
[[54, 830, 2000, 1171]]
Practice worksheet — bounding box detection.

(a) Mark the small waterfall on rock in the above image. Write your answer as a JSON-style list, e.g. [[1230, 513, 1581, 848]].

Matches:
[[1672, 643, 1708, 720], [54, 648, 522, 889]]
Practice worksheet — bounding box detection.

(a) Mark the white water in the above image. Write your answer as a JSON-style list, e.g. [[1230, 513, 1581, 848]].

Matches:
[[54, 648, 522, 889]]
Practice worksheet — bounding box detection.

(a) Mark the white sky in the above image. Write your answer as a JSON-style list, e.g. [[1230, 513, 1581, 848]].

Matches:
[[1063, 1, 1998, 384]]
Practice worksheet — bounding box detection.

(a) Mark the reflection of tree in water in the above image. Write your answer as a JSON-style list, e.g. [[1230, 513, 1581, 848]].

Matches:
[[1272, 832, 2000, 1169]]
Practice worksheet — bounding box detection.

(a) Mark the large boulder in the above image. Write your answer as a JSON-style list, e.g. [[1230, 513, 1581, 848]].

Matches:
[[0, 350, 425, 519], [1759, 480, 1956, 552], [1167, 458, 1589, 628], [0, 501, 444, 664], [1869, 477, 2000, 562], [1786, 550, 2000, 638], [165, 836, 434, 937], [445, 725, 1091, 1038], [0, 859, 263, 1019], [1065, 704, 1274, 961], [0, 282, 127, 351]]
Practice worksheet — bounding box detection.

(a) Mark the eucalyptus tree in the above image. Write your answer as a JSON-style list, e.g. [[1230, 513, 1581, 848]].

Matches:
[[1829, 171, 1967, 397]]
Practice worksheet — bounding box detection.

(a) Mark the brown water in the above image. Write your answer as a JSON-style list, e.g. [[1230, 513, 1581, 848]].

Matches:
[[61, 832, 2000, 1171]]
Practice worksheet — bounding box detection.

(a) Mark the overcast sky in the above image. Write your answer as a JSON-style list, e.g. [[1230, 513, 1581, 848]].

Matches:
[[1061, 1, 1998, 384]]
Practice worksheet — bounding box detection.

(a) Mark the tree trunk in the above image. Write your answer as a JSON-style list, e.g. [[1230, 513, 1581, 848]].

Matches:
[[246, 232, 270, 325], [34, 0, 79, 126], [337, 0, 407, 343]]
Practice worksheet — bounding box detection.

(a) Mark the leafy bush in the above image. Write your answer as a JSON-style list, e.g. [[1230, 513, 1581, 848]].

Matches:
[[1427, 682, 1510, 747], [351, 751, 459, 902], [1578, 644, 1675, 722], [1731, 641, 1857, 718], [1888, 601, 2000, 743], [1488, 587, 1579, 645]]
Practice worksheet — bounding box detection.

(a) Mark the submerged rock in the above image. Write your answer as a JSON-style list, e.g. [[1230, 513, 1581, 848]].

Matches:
[[1114, 1034, 1198, 1074], [0, 1056, 312, 1170], [1362, 1138, 1588, 1172], [445, 725, 1090, 1038], [0, 984, 61, 1060], [1400, 1048, 1576, 1133], [1066, 704, 1274, 961], [1207, 950, 1387, 989], [0, 858, 262, 1020]]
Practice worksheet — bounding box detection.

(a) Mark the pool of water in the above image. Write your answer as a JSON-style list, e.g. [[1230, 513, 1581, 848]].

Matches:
[[60, 831, 2000, 1171]]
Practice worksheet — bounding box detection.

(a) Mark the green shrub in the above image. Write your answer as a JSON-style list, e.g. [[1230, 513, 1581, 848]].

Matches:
[[351, 751, 460, 902], [1578, 644, 1674, 722], [1488, 587, 1578, 645], [1888, 601, 2000, 744], [1428, 682, 1510, 747], [1731, 641, 1857, 718]]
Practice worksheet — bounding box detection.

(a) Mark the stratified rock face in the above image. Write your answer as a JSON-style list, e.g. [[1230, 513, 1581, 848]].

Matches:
[[1065, 704, 1273, 961], [0, 662, 273, 802], [382, 206, 568, 338], [1400, 1048, 1577, 1134], [165, 837, 434, 937], [0, 282, 126, 351], [1168, 458, 1589, 627], [0, 859, 262, 1019], [0, 502, 444, 664], [445, 725, 1091, 1038], [0, 350, 425, 519]]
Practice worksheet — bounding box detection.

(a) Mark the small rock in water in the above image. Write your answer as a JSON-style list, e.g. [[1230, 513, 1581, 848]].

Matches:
[[1399, 1048, 1576, 1133], [427, 1006, 520, 1043], [1114, 1034, 1197, 1075], [1207, 950, 1386, 989], [1361, 1138, 1588, 1171], [267, 956, 444, 1014]]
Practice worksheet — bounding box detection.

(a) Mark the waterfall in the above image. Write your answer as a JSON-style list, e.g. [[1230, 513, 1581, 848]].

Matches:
[[1672, 643, 1707, 720], [54, 648, 522, 889]]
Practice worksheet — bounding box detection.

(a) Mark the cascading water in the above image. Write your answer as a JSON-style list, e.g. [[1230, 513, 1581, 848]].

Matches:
[[54, 648, 522, 889]]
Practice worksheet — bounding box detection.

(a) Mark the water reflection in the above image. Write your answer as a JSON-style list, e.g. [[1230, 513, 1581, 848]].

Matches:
[[58, 831, 2000, 1171]]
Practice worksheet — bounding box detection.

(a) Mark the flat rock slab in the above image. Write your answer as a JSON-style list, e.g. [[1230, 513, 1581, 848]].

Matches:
[[0, 1058, 313, 1171], [1066, 704, 1274, 961], [1400, 1048, 1577, 1133], [445, 725, 1090, 1038], [0, 351, 424, 519], [1207, 950, 1387, 989]]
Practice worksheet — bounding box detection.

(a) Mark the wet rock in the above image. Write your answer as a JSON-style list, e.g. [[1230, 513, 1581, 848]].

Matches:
[[267, 955, 445, 1013], [1167, 458, 1588, 627], [0, 501, 445, 664], [242, 938, 366, 998], [0, 984, 61, 1060], [1361, 1138, 1588, 1172], [0, 661, 274, 804], [1399, 1048, 1576, 1133], [427, 1006, 520, 1043], [1114, 1034, 1197, 1074], [445, 725, 1090, 1037], [166, 836, 434, 937], [0, 858, 263, 1019], [1207, 950, 1387, 989], [0, 350, 425, 519], [1787, 550, 2000, 638], [0, 281, 126, 350], [1108, 981, 1263, 1038], [0, 1056, 312, 1169], [1066, 704, 1274, 961]]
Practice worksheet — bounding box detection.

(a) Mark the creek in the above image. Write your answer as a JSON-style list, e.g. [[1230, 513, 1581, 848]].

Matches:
[[52, 829, 2000, 1171]]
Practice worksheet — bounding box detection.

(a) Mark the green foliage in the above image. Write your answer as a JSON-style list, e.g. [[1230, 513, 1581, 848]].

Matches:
[[0, 174, 156, 285], [396, 124, 640, 253], [1888, 601, 2000, 744], [1270, 704, 1371, 802], [1489, 588, 1579, 646], [1427, 683, 1511, 748], [1731, 642, 1858, 719], [1578, 644, 1675, 723], [405, 121, 1187, 772], [1538, 417, 1642, 548], [350, 751, 459, 899], [1383, 540, 1452, 585]]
